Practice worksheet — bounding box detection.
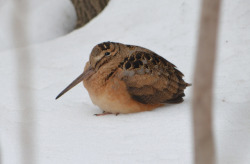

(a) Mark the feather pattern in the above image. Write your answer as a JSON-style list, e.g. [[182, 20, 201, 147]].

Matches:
[[118, 50, 190, 104]]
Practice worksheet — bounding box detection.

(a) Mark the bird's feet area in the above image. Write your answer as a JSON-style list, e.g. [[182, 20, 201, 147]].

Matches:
[[94, 111, 120, 116]]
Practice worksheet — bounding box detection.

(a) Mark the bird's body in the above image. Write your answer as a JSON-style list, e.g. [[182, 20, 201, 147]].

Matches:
[[56, 42, 191, 115], [83, 61, 162, 114]]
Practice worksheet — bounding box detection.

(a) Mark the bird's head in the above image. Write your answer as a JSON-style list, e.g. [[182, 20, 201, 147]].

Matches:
[[89, 42, 120, 71], [55, 42, 120, 99]]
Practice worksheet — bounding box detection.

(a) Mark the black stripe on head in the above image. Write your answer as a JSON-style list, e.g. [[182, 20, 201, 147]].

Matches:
[[98, 42, 111, 50], [96, 56, 111, 69]]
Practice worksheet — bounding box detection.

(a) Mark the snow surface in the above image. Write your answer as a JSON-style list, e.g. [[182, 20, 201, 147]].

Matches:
[[0, 0, 76, 51], [1, 0, 250, 164]]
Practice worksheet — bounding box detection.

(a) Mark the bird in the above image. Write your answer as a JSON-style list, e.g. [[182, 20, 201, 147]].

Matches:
[[56, 42, 191, 116]]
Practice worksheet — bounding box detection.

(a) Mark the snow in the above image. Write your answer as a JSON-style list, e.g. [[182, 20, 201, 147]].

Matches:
[[1, 0, 250, 164], [0, 0, 76, 51]]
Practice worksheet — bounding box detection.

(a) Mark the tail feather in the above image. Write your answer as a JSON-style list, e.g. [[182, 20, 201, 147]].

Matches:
[[164, 93, 185, 104]]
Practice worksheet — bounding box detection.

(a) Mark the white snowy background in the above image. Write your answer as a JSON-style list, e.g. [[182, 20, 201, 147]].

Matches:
[[0, 0, 250, 164]]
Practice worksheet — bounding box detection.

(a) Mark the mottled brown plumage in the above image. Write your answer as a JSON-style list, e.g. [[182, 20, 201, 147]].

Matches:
[[56, 42, 191, 115]]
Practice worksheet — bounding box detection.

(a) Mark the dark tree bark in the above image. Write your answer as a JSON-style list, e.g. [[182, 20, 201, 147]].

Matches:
[[71, 0, 109, 28]]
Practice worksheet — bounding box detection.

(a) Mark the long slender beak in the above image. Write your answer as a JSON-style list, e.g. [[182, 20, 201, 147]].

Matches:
[[55, 67, 95, 100]]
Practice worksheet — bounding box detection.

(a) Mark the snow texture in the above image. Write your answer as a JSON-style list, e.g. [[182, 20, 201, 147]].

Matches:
[[1, 0, 250, 164], [0, 0, 76, 51]]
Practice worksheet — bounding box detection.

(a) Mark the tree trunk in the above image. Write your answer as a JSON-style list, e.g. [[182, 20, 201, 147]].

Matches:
[[70, 0, 109, 28], [192, 0, 221, 164]]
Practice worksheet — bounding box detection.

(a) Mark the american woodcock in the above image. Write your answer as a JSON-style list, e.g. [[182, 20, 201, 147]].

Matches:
[[56, 42, 191, 116]]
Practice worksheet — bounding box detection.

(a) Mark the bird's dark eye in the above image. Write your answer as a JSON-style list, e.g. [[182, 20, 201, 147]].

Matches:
[[105, 52, 110, 56]]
